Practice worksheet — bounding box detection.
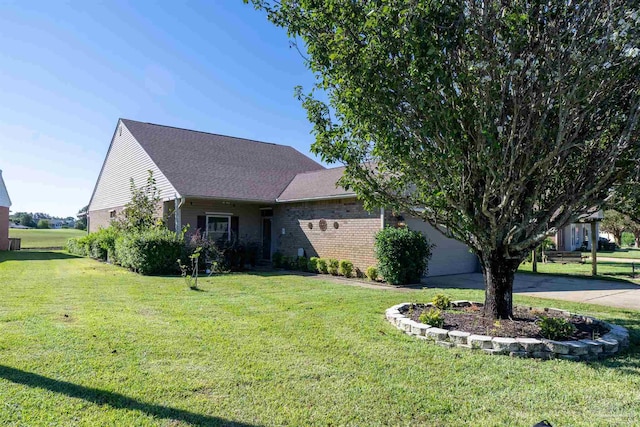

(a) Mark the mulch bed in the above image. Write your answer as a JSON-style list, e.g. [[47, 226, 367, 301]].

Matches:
[[407, 304, 608, 340]]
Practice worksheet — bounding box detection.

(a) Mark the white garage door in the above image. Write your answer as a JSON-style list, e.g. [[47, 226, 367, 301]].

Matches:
[[405, 217, 479, 277]]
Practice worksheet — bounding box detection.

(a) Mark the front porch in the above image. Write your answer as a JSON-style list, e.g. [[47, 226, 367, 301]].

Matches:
[[165, 198, 275, 261]]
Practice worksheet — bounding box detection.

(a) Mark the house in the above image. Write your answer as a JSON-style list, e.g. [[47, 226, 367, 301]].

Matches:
[[88, 119, 479, 277], [0, 170, 11, 251], [552, 211, 603, 252]]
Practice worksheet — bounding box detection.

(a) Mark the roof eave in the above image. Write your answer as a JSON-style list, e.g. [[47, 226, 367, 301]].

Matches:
[[276, 193, 358, 203]]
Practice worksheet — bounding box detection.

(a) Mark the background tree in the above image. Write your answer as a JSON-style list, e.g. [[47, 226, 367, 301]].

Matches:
[[625, 218, 640, 248], [600, 210, 628, 246], [36, 219, 50, 229], [75, 205, 88, 230], [252, 0, 640, 318], [17, 213, 36, 228]]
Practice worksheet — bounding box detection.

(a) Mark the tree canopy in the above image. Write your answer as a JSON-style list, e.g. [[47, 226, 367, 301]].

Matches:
[[252, 0, 640, 318]]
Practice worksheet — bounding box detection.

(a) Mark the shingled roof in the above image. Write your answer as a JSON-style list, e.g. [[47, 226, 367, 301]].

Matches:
[[121, 119, 324, 202], [277, 166, 356, 202]]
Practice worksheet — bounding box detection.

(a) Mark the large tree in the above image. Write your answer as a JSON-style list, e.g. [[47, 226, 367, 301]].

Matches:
[[252, 1, 640, 318]]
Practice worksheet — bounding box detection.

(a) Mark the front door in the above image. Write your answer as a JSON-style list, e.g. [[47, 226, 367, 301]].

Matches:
[[262, 217, 272, 260]]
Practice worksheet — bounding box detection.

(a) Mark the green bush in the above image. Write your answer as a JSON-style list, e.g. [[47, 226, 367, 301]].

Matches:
[[36, 219, 50, 229], [89, 227, 120, 261], [366, 266, 378, 281], [431, 294, 452, 310], [115, 228, 184, 275], [66, 237, 88, 256], [327, 258, 339, 275], [296, 256, 308, 271], [419, 309, 444, 328], [272, 251, 284, 268], [538, 316, 576, 340], [308, 257, 320, 272], [317, 258, 328, 274], [374, 227, 433, 285], [622, 232, 635, 247], [338, 260, 354, 278]]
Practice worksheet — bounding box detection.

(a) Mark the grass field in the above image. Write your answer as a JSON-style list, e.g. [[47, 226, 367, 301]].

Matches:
[[8, 228, 86, 249], [0, 251, 638, 426], [583, 248, 640, 260], [519, 260, 640, 283]]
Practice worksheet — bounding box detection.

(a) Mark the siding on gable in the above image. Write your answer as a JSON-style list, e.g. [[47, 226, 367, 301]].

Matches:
[[88, 121, 178, 212]]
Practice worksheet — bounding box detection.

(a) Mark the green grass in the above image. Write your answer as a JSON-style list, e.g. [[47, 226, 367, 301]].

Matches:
[[519, 260, 640, 283], [8, 228, 86, 249], [582, 248, 640, 260], [1, 251, 639, 426]]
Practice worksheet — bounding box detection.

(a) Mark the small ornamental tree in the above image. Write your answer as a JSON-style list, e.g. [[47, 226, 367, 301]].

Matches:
[[114, 171, 163, 232], [251, 0, 640, 318]]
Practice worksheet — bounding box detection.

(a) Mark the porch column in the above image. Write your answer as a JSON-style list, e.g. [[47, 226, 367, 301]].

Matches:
[[591, 221, 597, 276], [174, 197, 182, 235]]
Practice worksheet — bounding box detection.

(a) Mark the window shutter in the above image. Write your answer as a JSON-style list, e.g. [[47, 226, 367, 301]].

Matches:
[[231, 216, 239, 241], [197, 216, 206, 234]]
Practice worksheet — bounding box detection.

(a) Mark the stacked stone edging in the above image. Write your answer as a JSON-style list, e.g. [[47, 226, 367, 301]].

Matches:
[[385, 301, 629, 361]]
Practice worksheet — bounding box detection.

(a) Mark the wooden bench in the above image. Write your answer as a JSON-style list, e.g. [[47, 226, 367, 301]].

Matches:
[[545, 251, 584, 264]]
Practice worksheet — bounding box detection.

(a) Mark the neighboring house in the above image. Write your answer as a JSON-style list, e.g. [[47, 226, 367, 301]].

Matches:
[[0, 170, 11, 251], [48, 219, 65, 229], [88, 119, 479, 277], [552, 211, 603, 252]]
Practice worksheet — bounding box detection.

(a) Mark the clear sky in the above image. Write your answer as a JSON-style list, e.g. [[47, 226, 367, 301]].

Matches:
[[0, 0, 324, 217]]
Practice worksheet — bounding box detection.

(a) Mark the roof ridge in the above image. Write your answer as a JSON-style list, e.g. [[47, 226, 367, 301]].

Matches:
[[120, 118, 293, 147], [292, 165, 346, 176]]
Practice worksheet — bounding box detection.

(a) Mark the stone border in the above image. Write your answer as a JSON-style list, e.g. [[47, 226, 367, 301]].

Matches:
[[385, 301, 629, 361]]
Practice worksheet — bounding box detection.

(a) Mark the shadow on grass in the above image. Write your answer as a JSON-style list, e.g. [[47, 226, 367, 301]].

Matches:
[[0, 250, 81, 263], [0, 365, 258, 426]]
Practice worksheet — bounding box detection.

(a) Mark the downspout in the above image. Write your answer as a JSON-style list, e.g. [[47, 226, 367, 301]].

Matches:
[[380, 207, 385, 229], [174, 196, 185, 236]]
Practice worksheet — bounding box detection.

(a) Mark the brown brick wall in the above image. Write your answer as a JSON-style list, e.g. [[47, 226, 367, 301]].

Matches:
[[273, 198, 383, 272], [88, 206, 123, 233], [0, 206, 9, 250]]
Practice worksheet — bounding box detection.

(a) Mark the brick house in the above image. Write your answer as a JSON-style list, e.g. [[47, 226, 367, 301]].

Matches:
[[0, 169, 11, 251], [88, 119, 479, 277]]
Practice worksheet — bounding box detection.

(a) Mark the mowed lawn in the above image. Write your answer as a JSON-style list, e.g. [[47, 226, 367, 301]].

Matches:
[[583, 248, 640, 260], [1, 252, 639, 426], [519, 260, 640, 284], [8, 228, 86, 249]]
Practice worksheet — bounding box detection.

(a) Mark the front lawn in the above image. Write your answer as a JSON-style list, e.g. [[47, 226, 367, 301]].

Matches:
[[583, 248, 640, 260], [8, 228, 86, 249], [1, 251, 639, 426], [519, 260, 640, 284]]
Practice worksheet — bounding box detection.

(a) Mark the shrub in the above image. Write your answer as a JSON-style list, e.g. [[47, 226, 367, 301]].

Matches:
[[66, 237, 88, 256], [366, 266, 378, 281], [184, 230, 222, 273], [419, 309, 444, 328], [538, 316, 576, 340], [338, 260, 354, 278], [374, 227, 433, 285], [327, 258, 339, 275], [115, 228, 184, 275], [317, 258, 328, 274], [272, 251, 284, 268], [36, 219, 50, 229], [308, 257, 320, 272], [431, 294, 452, 310], [89, 227, 120, 261], [295, 256, 309, 271]]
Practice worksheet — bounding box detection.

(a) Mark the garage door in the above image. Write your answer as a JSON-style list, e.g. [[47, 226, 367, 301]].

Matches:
[[405, 217, 479, 277]]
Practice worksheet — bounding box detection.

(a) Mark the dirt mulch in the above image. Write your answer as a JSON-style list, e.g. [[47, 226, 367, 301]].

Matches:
[[406, 304, 608, 340]]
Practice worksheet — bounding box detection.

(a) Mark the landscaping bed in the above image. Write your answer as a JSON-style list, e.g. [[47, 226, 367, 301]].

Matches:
[[386, 301, 630, 361], [406, 304, 608, 341]]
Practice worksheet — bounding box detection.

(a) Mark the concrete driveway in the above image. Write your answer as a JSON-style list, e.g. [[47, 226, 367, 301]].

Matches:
[[424, 273, 640, 311]]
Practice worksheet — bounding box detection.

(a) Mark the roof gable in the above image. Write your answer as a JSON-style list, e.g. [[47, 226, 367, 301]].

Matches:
[[277, 166, 356, 202], [121, 119, 324, 202], [0, 170, 11, 208]]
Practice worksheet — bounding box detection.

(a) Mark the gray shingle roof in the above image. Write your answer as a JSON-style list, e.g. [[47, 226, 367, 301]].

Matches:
[[121, 119, 324, 202], [277, 166, 356, 202]]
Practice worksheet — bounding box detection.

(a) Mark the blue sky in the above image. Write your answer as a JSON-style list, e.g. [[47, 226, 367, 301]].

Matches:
[[0, 0, 324, 217]]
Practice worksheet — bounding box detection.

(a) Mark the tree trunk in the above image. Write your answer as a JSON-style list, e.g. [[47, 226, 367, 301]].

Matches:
[[614, 232, 622, 246], [480, 252, 522, 319]]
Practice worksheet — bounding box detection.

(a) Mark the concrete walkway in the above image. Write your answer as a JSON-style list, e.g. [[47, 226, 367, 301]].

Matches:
[[425, 273, 640, 311]]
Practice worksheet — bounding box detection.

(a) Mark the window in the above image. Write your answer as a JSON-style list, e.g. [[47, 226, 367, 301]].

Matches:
[[109, 210, 116, 219], [206, 215, 230, 243]]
